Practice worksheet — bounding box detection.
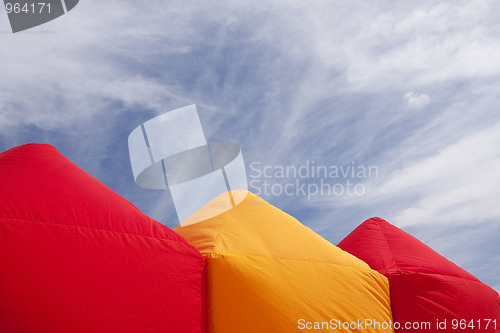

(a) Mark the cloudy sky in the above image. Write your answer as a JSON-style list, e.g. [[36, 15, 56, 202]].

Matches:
[[1, 1, 499, 292]]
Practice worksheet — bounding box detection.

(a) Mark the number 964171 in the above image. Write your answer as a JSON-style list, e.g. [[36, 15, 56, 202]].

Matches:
[[5, 2, 51, 14]]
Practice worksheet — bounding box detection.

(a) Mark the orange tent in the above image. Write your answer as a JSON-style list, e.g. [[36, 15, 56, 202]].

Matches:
[[176, 191, 394, 332]]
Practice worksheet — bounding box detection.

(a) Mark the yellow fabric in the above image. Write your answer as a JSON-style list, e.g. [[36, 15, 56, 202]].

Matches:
[[176, 191, 393, 333]]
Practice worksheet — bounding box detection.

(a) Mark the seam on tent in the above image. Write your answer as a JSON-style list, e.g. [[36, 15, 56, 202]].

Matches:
[[210, 212, 228, 254], [376, 221, 482, 284], [388, 267, 486, 284], [0, 216, 195, 247], [377, 220, 400, 272], [207, 251, 385, 274]]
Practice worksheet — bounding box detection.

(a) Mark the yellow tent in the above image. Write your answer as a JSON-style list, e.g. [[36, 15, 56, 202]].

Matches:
[[176, 191, 393, 332]]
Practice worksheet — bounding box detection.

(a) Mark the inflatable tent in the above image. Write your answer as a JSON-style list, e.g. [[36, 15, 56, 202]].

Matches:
[[338, 217, 500, 333], [175, 192, 394, 333], [0, 144, 205, 333], [1, 143, 498, 333]]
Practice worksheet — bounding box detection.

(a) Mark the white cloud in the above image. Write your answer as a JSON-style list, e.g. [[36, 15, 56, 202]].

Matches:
[[404, 91, 430, 108], [313, 1, 500, 91], [375, 121, 500, 226]]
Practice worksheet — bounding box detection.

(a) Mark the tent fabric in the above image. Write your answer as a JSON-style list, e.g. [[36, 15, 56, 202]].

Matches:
[[338, 217, 500, 333], [175, 191, 394, 333], [0, 143, 206, 333]]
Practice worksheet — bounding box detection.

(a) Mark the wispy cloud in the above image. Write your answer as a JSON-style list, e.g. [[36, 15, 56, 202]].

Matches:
[[404, 91, 430, 109], [377, 121, 500, 225]]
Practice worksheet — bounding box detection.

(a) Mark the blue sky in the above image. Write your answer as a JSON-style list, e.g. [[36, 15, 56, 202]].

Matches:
[[1, 1, 500, 292]]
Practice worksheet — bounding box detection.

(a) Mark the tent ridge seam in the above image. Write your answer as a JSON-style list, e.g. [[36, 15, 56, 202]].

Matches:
[[377, 219, 399, 271], [388, 269, 486, 284], [0, 216, 191, 247], [210, 212, 229, 254], [206, 251, 384, 273]]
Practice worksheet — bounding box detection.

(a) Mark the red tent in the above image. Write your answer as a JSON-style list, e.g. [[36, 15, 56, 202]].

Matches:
[[338, 217, 500, 333], [0, 144, 205, 333]]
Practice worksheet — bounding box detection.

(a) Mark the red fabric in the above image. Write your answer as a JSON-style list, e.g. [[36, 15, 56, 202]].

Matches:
[[0, 144, 206, 333], [338, 217, 500, 333]]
